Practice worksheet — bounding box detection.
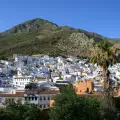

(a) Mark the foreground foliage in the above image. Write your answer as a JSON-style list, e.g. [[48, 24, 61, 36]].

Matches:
[[1, 86, 120, 120], [90, 40, 120, 119], [0, 103, 49, 120], [49, 85, 102, 120]]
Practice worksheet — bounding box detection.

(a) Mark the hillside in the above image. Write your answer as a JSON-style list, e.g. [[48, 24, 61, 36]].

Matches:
[[0, 18, 119, 57]]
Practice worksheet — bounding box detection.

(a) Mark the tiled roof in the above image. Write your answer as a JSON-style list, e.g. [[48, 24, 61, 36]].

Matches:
[[25, 90, 60, 94], [0, 92, 24, 97]]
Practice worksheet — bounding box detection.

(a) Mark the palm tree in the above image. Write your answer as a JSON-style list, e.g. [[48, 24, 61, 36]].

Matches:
[[90, 40, 119, 115]]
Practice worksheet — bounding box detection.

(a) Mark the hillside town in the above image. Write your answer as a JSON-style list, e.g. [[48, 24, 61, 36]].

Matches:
[[0, 54, 120, 109]]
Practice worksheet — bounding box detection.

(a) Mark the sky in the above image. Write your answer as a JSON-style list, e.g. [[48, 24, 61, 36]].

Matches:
[[0, 0, 120, 38]]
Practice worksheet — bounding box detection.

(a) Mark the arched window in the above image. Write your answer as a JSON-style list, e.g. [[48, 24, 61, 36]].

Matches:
[[86, 88, 89, 93]]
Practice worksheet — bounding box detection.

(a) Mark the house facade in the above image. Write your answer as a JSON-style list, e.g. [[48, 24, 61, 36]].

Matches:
[[0, 89, 59, 109], [24, 90, 59, 109], [12, 76, 34, 89]]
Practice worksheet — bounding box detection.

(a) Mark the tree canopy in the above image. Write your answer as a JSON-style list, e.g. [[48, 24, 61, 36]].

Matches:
[[49, 84, 101, 120], [90, 40, 119, 120], [0, 103, 49, 120]]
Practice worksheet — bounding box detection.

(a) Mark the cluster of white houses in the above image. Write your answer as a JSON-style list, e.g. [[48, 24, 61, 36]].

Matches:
[[0, 54, 120, 108]]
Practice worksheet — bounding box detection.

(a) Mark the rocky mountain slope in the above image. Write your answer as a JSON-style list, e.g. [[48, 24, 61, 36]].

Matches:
[[0, 18, 119, 57]]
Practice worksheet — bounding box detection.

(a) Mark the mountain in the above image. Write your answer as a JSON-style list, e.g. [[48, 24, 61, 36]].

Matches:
[[2, 18, 58, 35], [0, 18, 119, 57]]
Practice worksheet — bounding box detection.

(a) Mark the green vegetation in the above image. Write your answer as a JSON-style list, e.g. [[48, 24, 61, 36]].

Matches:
[[25, 83, 38, 90], [49, 84, 101, 120], [0, 102, 49, 120], [1, 85, 120, 120], [0, 55, 8, 60], [0, 18, 119, 57], [0, 18, 108, 57], [90, 40, 120, 119], [49, 84, 120, 120]]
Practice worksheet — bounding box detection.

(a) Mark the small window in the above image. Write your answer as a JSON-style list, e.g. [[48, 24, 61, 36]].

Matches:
[[86, 88, 89, 93], [25, 97, 27, 101], [48, 97, 50, 100], [80, 90, 81, 92], [32, 97, 34, 100], [40, 96, 42, 101], [43, 105, 46, 108], [35, 97, 37, 101], [29, 97, 31, 101], [16, 82, 18, 84], [44, 97, 46, 100]]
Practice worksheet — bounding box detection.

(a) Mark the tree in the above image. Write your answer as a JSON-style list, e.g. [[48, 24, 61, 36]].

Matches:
[[23, 104, 41, 120], [49, 84, 101, 120], [0, 103, 42, 120], [3, 98, 15, 106], [0, 56, 8, 60], [90, 40, 119, 119], [25, 83, 38, 90]]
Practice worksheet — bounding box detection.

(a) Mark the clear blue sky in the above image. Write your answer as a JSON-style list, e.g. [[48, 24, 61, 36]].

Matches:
[[0, 0, 120, 38]]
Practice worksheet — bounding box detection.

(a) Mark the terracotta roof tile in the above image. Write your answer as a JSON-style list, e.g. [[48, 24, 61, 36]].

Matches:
[[0, 92, 24, 97], [25, 90, 60, 94]]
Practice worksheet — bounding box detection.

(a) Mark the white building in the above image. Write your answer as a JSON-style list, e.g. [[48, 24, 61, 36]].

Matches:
[[0, 89, 59, 109], [0, 90, 24, 105], [116, 71, 120, 80], [24, 90, 59, 109], [12, 76, 34, 89]]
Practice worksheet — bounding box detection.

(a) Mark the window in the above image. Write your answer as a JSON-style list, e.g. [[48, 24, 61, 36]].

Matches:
[[35, 97, 37, 101], [48, 97, 50, 100], [43, 105, 46, 108], [29, 97, 31, 101], [32, 97, 34, 101], [86, 88, 89, 93], [16, 82, 18, 84], [40, 96, 42, 101], [43, 97, 46, 100]]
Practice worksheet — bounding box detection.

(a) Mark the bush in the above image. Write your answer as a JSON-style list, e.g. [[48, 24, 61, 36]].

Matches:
[[49, 84, 101, 120]]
